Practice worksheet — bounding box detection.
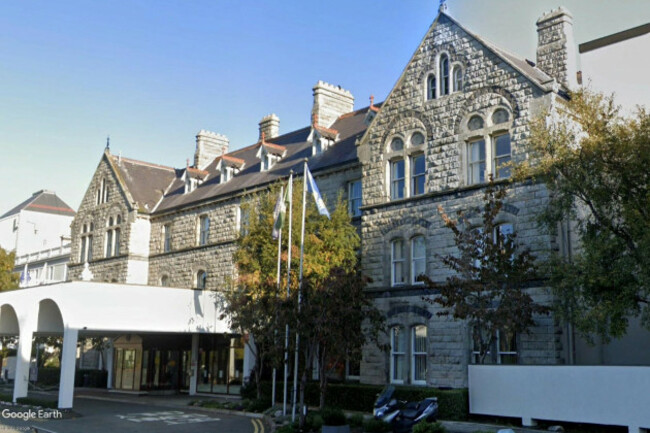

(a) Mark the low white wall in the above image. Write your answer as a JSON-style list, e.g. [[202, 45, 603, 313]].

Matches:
[[469, 365, 650, 432]]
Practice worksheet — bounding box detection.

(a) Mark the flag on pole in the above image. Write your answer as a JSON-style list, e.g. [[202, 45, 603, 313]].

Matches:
[[272, 186, 287, 239], [305, 165, 330, 219]]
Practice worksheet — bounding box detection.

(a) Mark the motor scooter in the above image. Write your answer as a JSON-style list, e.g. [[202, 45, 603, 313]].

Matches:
[[373, 386, 439, 433]]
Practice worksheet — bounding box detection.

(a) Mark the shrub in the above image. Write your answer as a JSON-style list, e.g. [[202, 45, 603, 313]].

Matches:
[[363, 418, 392, 433], [16, 397, 57, 409], [36, 367, 61, 386], [321, 406, 347, 426], [413, 421, 447, 433], [0, 394, 12, 403], [246, 397, 272, 413], [276, 424, 295, 433], [347, 413, 364, 427], [75, 369, 108, 388], [305, 412, 324, 431]]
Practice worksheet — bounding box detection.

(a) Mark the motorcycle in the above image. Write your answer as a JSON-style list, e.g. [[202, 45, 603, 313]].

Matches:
[[373, 385, 439, 433]]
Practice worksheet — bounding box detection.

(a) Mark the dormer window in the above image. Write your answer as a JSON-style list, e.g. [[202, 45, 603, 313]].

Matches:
[[217, 155, 245, 183], [257, 142, 286, 172], [185, 177, 198, 194], [314, 138, 322, 155], [183, 167, 208, 193]]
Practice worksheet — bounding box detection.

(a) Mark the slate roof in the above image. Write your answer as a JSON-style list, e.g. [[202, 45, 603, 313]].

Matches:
[[442, 13, 555, 90], [106, 155, 177, 213], [1, 190, 76, 219], [153, 105, 371, 213]]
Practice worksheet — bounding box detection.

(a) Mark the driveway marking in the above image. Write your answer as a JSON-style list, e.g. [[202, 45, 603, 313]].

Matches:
[[116, 410, 220, 425], [252, 418, 264, 433]]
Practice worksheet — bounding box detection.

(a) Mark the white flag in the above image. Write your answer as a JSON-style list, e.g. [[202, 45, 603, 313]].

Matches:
[[272, 187, 287, 239], [305, 166, 330, 219]]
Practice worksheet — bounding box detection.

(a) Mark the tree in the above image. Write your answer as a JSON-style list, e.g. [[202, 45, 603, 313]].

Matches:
[[220, 180, 385, 426], [422, 180, 549, 364], [521, 89, 650, 339], [0, 247, 19, 291]]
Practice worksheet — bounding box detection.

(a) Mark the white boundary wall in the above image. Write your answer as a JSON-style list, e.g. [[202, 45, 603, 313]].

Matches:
[[469, 365, 650, 433]]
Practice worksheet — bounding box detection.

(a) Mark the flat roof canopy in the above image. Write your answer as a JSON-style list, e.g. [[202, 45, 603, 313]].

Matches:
[[0, 281, 232, 336]]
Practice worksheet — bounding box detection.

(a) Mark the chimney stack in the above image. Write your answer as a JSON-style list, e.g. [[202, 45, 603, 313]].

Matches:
[[194, 130, 229, 170], [536, 7, 578, 89], [259, 114, 280, 140], [311, 81, 354, 128]]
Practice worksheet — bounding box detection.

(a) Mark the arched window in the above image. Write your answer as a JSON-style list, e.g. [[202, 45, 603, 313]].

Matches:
[[390, 326, 407, 383], [439, 54, 450, 96], [411, 325, 427, 384], [426, 74, 436, 100], [390, 137, 404, 152], [464, 109, 513, 185], [196, 270, 207, 289], [105, 214, 122, 258], [80, 222, 94, 263], [160, 275, 169, 287], [452, 66, 463, 92]]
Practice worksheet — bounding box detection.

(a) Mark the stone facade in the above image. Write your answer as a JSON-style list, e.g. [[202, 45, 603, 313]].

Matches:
[[357, 14, 564, 387], [68, 9, 579, 390]]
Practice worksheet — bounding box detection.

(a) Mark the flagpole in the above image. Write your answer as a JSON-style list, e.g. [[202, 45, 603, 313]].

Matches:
[[284, 171, 293, 417], [292, 159, 308, 421], [271, 185, 284, 410]]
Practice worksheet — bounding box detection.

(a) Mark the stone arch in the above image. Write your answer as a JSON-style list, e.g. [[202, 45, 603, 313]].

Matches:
[[452, 86, 522, 134], [0, 304, 19, 335], [36, 299, 64, 335], [380, 111, 432, 146]]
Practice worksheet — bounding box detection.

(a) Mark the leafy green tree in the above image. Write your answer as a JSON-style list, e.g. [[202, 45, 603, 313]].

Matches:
[[521, 89, 650, 339], [0, 247, 19, 291], [423, 180, 549, 363], [220, 180, 384, 426]]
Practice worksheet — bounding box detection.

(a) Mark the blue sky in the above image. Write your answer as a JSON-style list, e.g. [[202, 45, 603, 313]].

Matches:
[[1, 0, 648, 212]]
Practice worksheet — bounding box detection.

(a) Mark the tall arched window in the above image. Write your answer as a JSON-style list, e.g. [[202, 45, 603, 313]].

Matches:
[[196, 270, 207, 289], [463, 108, 513, 185], [411, 236, 426, 284], [439, 54, 450, 96], [426, 74, 436, 100], [105, 214, 122, 258], [80, 222, 94, 263], [160, 275, 170, 287], [452, 65, 463, 92]]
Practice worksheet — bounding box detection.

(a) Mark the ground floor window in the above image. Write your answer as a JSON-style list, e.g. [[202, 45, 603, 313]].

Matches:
[[197, 334, 245, 395]]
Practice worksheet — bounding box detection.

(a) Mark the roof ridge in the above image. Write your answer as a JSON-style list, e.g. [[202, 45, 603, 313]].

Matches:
[[113, 154, 176, 172]]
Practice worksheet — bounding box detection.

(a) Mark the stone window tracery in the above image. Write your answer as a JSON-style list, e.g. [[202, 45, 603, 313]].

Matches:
[[462, 107, 513, 185], [387, 132, 427, 201]]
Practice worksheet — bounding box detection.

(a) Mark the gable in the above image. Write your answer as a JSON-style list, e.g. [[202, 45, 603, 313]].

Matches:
[[359, 13, 554, 149]]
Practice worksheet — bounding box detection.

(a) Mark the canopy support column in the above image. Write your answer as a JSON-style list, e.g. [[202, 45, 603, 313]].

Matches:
[[58, 328, 78, 409]]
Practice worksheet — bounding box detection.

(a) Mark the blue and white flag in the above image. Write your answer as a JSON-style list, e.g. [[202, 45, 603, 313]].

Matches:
[[305, 166, 330, 219]]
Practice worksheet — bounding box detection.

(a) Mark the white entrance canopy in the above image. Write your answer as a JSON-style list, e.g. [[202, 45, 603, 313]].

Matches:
[[0, 281, 238, 409]]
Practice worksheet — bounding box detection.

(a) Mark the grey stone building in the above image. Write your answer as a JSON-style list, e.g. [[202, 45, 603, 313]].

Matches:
[[69, 8, 585, 391]]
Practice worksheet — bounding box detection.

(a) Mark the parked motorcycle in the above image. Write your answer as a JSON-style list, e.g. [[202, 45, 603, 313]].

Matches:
[[373, 385, 439, 433]]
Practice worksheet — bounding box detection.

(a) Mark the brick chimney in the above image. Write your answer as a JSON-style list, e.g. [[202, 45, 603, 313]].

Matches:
[[259, 114, 280, 140], [311, 81, 354, 128], [194, 130, 229, 170], [536, 7, 578, 89]]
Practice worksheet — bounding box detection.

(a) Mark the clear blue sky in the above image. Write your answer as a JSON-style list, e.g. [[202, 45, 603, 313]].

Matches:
[[1, 0, 648, 212]]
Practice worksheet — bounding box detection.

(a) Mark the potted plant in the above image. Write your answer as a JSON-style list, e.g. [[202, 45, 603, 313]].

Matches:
[[321, 407, 349, 433]]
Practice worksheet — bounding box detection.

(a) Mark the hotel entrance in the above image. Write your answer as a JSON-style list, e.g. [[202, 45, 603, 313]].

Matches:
[[197, 334, 244, 395]]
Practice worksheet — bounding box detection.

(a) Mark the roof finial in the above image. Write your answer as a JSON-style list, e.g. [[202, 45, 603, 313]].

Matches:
[[370, 95, 375, 108], [105, 135, 110, 152], [439, 0, 447, 13]]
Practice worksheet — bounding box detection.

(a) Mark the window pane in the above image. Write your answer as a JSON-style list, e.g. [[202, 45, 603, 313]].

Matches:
[[392, 240, 405, 285], [391, 160, 405, 200], [413, 325, 427, 352], [105, 230, 113, 258], [494, 133, 511, 156], [411, 132, 425, 146], [440, 55, 449, 95], [453, 67, 463, 92], [492, 109, 510, 124], [390, 138, 404, 152], [412, 236, 426, 283], [494, 133, 511, 178], [411, 154, 426, 196], [427, 75, 436, 100], [114, 229, 120, 255], [468, 115, 484, 131]]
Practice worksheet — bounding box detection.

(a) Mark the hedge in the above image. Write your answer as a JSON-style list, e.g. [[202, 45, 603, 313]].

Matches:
[[34, 368, 107, 388], [254, 381, 468, 420]]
